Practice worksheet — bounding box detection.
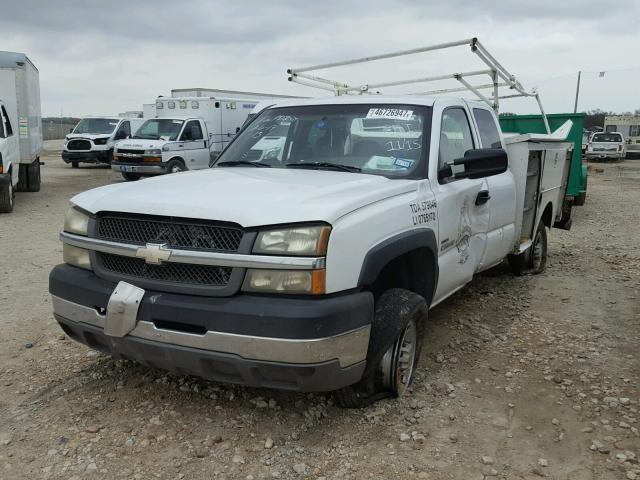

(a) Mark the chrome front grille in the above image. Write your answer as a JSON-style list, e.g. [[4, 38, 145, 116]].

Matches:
[[96, 215, 243, 252], [92, 215, 246, 295], [97, 252, 232, 286], [67, 139, 91, 151]]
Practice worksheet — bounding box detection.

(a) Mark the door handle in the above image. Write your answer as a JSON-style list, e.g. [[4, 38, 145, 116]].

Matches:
[[476, 190, 491, 205]]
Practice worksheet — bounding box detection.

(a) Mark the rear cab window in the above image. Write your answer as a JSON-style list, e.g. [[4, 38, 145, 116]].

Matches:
[[592, 133, 623, 143], [472, 108, 502, 148]]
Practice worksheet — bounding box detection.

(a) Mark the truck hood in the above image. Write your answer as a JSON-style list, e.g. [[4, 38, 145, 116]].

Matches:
[[116, 139, 168, 150], [67, 133, 112, 141], [71, 168, 416, 227]]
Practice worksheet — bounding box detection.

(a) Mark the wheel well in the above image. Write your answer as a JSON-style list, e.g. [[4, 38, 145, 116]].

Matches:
[[168, 156, 185, 164], [540, 202, 553, 228], [368, 248, 437, 305]]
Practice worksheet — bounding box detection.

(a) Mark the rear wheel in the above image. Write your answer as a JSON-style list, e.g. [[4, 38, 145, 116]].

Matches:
[[17, 164, 28, 191], [0, 179, 14, 213], [121, 172, 141, 181], [26, 159, 41, 192], [335, 289, 427, 408], [507, 220, 548, 276], [574, 191, 586, 206]]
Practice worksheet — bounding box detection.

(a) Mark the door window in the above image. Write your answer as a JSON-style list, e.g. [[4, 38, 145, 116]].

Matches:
[[472, 108, 502, 148], [181, 121, 204, 141], [1, 105, 13, 137], [439, 108, 474, 177], [115, 121, 130, 140]]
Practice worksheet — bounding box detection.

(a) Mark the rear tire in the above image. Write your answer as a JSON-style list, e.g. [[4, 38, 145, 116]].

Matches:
[[17, 164, 28, 191], [0, 179, 14, 213], [335, 289, 427, 408], [26, 159, 41, 192], [71, 162, 79, 169], [507, 220, 548, 276], [574, 191, 586, 206], [121, 172, 141, 181]]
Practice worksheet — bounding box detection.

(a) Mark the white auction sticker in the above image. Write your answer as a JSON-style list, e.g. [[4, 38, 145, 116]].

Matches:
[[366, 108, 413, 120]]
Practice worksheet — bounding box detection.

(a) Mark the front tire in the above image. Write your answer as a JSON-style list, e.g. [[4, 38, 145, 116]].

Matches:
[[71, 162, 79, 169], [0, 179, 14, 213], [335, 289, 427, 408], [167, 159, 186, 174], [121, 172, 141, 181]]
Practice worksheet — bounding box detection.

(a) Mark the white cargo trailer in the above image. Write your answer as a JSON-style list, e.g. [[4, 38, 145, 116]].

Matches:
[[0, 51, 43, 212]]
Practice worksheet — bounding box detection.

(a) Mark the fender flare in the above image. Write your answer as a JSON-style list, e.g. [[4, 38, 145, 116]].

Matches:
[[357, 229, 439, 306]]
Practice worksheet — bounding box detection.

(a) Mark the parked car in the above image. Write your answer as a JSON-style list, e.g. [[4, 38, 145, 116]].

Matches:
[[62, 117, 144, 168], [49, 94, 575, 407], [586, 132, 626, 161], [0, 51, 42, 213]]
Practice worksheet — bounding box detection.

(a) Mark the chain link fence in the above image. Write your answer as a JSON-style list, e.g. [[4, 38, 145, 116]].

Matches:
[[42, 119, 79, 140]]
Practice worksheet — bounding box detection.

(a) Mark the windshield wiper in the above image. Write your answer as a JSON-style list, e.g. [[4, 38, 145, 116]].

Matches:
[[216, 161, 270, 168], [285, 162, 361, 173]]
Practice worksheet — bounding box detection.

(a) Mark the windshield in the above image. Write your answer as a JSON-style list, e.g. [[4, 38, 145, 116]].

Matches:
[[133, 119, 184, 141], [215, 104, 430, 178], [592, 133, 622, 143], [73, 118, 119, 135]]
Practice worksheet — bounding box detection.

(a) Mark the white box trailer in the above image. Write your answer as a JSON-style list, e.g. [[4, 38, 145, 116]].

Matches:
[[170, 87, 303, 102], [154, 95, 284, 153], [0, 51, 42, 212]]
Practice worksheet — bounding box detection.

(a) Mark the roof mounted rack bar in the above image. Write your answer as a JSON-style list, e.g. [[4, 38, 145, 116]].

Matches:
[[287, 37, 550, 133]]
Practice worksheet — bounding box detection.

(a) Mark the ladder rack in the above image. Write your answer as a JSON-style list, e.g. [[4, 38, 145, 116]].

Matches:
[[287, 37, 550, 133]]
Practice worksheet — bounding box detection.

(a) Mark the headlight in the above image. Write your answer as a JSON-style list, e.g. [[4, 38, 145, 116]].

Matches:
[[64, 206, 90, 236], [242, 269, 325, 295], [253, 225, 330, 256], [93, 138, 108, 145], [145, 149, 162, 155], [63, 244, 92, 270]]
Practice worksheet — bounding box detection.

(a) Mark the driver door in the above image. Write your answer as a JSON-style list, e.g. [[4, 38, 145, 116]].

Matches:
[[180, 120, 209, 169], [432, 106, 490, 304]]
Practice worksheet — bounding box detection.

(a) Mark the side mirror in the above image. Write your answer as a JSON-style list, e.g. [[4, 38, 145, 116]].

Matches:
[[69, 128, 74, 134], [438, 148, 508, 181]]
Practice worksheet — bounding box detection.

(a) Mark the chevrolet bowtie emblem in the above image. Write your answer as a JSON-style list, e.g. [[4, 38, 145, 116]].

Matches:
[[135, 243, 171, 265]]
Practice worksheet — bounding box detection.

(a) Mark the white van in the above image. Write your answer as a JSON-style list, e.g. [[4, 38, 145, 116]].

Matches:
[[62, 117, 144, 168]]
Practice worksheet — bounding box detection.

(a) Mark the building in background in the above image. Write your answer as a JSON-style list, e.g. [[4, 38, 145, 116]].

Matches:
[[604, 115, 640, 158]]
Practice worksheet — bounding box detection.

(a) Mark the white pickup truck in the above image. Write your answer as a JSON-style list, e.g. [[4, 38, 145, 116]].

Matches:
[[49, 94, 574, 407]]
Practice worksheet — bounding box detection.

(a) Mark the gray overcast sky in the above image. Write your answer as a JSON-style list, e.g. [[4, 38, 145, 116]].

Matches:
[[1, 0, 638, 117]]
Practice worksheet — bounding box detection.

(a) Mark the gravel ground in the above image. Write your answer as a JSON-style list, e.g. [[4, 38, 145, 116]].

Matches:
[[0, 146, 638, 480]]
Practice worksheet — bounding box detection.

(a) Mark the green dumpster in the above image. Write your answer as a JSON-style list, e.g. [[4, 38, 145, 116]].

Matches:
[[499, 113, 587, 206]]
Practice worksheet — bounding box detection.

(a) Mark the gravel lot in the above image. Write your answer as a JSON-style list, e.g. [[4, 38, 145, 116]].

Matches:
[[0, 144, 638, 480]]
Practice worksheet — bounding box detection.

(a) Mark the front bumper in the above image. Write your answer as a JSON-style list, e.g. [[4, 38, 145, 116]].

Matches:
[[49, 264, 372, 392], [62, 150, 111, 164], [111, 161, 167, 175]]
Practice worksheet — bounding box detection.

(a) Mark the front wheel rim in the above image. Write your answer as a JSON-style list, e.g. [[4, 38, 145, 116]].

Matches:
[[395, 321, 417, 395], [379, 320, 418, 396]]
